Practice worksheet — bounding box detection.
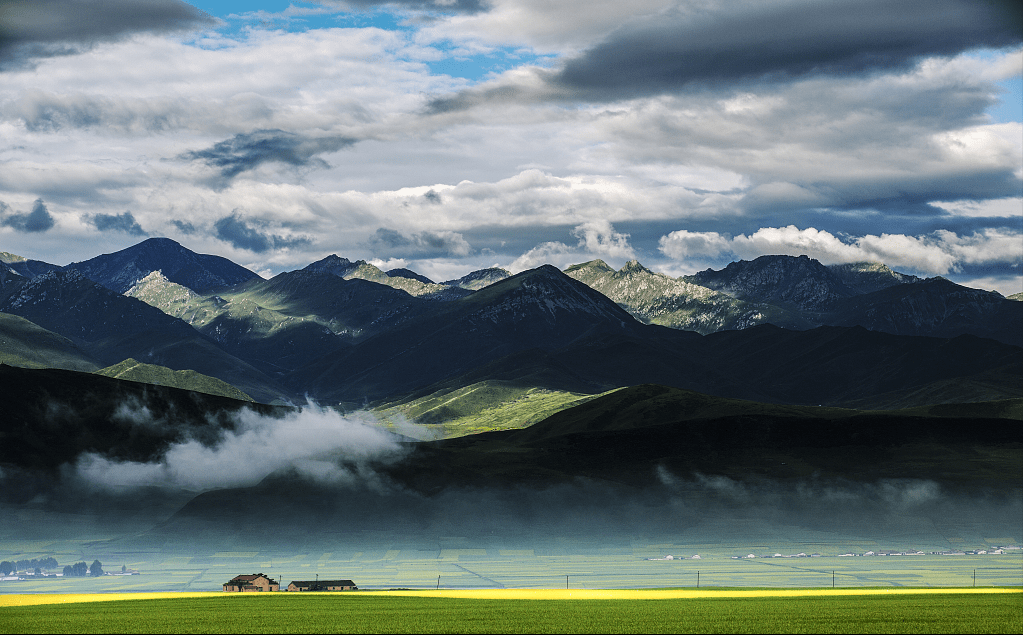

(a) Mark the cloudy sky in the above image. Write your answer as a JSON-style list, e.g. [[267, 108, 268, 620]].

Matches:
[[1, 1, 1020, 293]]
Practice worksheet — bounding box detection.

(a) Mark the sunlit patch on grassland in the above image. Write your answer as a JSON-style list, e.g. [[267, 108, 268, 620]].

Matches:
[[0, 593, 217, 607]]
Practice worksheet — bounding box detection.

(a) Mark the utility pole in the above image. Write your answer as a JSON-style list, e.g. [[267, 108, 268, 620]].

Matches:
[[832, 571, 835, 588], [437, 575, 440, 590], [697, 571, 700, 588], [566, 575, 569, 589]]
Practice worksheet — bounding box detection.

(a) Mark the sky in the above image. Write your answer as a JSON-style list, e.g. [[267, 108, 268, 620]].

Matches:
[[0, 1, 1020, 294]]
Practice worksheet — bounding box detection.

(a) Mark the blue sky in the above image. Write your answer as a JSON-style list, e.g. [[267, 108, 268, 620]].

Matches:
[[1, 0, 1021, 293]]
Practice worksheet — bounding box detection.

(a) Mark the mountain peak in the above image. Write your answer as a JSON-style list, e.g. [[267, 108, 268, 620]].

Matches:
[[619, 260, 652, 275], [564, 259, 613, 275], [460, 264, 639, 331], [386, 268, 434, 284], [828, 261, 919, 294], [65, 238, 259, 294], [302, 254, 363, 278], [684, 254, 857, 311]]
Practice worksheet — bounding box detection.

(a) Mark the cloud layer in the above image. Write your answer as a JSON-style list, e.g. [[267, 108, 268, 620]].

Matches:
[[0, 0, 1019, 294], [659, 225, 1023, 276]]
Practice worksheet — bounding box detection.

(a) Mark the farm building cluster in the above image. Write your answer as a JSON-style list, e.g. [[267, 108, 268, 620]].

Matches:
[[223, 573, 357, 592]]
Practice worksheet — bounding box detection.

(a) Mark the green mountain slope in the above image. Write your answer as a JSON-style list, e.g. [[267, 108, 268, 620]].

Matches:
[[1, 270, 292, 403], [0, 312, 99, 371], [126, 271, 351, 374], [95, 358, 253, 401], [374, 380, 611, 438], [395, 383, 1023, 489]]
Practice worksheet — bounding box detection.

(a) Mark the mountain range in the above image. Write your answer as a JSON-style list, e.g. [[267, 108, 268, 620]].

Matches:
[[1, 237, 1020, 552], [1, 237, 1020, 410]]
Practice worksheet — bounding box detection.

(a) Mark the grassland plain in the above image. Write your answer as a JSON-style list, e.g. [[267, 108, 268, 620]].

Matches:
[[0, 589, 1020, 634], [1, 542, 1021, 593]]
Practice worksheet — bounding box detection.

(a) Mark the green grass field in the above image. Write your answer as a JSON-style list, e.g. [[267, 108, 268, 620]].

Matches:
[[1, 591, 1020, 634]]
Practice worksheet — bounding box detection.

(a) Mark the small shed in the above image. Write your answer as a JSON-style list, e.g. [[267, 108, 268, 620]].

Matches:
[[223, 573, 279, 592], [288, 579, 358, 592]]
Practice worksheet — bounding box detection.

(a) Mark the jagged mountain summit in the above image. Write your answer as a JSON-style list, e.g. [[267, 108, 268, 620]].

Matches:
[[684, 254, 861, 312], [303, 255, 470, 300], [64, 237, 260, 294], [386, 268, 434, 284], [443, 267, 511, 290], [564, 259, 811, 334], [828, 262, 921, 294]]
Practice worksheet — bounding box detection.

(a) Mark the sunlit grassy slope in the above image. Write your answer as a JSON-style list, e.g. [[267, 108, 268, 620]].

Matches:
[[373, 380, 616, 438], [95, 358, 253, 401]]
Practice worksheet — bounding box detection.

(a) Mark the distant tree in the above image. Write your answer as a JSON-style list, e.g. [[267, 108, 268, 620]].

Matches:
[[89, 560, 103, 577], [0, 561, 13, 575], [34, 567, 41, 575], [63, 565, 74, 576], [42, 557, 58, 569], [73, 562, 88, 577], [122, 564, 127, 573]]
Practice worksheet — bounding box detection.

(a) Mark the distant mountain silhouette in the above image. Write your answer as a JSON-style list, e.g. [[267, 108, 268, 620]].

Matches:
[[65, 237, 260, 294]]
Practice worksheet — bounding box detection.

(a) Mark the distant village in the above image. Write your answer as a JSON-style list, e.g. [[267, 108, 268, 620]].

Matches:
[[0, 559, 138, 581], [223, 574, 357, 592]]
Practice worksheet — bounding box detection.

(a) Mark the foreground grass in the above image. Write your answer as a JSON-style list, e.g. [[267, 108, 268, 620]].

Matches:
[[1, 590, 1020, 634]]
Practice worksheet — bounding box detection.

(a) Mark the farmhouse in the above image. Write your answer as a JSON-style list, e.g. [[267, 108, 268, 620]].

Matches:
[[223, 573, 279, 592], [288, 579, 358, 592]]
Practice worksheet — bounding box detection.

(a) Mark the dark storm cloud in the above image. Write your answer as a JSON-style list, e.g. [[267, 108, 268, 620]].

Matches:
[[0, 199, 55, 233], [89, 211, 147, 236], [372, 228, 472, 258], [0, 0, 214, 68], [551, 0, 1023, 99], [182, 130, 358, 179], [171, 220, 197, 235], [370, 228, 471, 257], [214, 213, 311, 253]]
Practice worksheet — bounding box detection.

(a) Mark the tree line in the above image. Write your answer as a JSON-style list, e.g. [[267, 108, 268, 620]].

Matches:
[[0, 557, 58, 575], [0, 558, 103, 577], [63, 560, 104, 577]]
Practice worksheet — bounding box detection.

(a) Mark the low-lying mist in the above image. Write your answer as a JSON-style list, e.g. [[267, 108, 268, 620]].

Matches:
[[70, 401, 406, 492], [1, 395, 1019, 554]]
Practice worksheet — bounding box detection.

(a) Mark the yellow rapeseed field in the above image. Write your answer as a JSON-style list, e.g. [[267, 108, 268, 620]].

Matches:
[[2, 587, 1018, 607]]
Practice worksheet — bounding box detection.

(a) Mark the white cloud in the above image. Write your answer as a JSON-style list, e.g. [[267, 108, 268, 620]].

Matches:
[[931, 197, 1023, 217], [957, 274, 1023, 298], [508, 219, 634, 272], [0, 9, 1018, 284], [74, 403, 404, 492], [659, 225, 1022, 276], [418, 0, 678, 53]]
